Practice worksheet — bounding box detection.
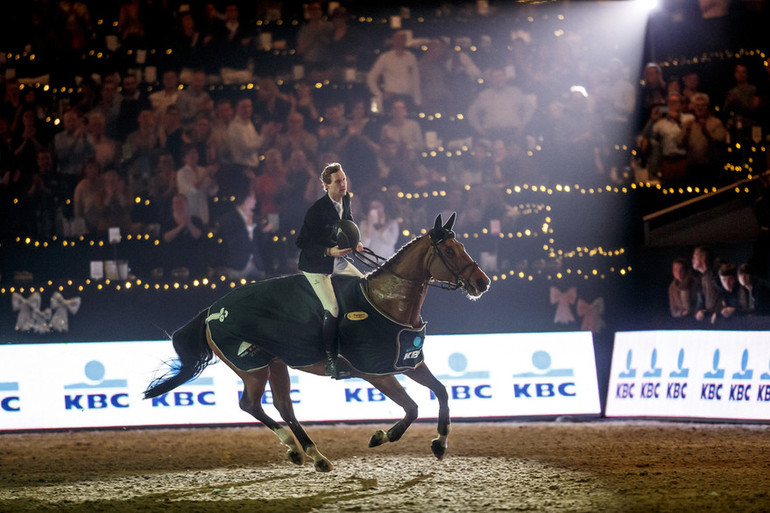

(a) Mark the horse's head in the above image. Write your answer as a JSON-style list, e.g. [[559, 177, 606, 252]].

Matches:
[[427, 213, 490, 298]]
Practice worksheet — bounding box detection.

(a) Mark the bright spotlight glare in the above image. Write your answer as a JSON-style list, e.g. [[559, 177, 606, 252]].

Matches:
[[637, 0, 658, 11]]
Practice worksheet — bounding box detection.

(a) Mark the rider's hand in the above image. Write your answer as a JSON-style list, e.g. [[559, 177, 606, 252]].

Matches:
[[327, 246, 352, 258]]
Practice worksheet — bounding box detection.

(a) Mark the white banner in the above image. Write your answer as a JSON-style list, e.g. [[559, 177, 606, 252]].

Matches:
[[606, 330, 770, 421], [0, 332, 600, 430]]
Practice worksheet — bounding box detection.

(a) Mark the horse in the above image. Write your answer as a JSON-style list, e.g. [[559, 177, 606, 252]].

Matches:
[[144, 213, 490, 472]]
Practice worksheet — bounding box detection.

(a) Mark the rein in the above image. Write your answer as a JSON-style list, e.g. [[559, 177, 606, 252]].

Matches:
[[353, 236, 479, 291]]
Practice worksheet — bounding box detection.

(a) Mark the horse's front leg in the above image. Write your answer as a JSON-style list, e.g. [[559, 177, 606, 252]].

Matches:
[[267, 360, 333, 472], [364, 374, 418, 448], [404, 363, 449, 459]]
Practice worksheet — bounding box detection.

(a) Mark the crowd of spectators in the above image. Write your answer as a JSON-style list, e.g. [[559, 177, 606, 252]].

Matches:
[[0, 0, 768, 283], [669, 246, 770, 323]]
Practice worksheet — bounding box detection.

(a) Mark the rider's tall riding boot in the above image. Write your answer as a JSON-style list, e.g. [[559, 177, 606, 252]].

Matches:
[[323, 310, 350, 379]]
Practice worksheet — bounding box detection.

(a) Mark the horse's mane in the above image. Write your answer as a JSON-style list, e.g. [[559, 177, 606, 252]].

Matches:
[[367, 232, 429, 280]]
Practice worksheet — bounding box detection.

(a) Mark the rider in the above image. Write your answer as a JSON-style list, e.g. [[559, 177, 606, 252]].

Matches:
[[296, 162, 364, 379]]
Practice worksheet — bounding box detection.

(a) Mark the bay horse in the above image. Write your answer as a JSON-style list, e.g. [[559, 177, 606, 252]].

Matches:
[[144, 213, 489, 472]]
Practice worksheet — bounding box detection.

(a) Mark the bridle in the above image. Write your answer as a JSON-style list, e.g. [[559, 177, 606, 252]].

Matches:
[[354, 231, 480, 292], [426, 231, 481, 291]]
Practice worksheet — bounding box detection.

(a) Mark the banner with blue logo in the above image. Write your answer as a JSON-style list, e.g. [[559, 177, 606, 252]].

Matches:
[[606, 331, 770, 420], [0, 332, 600, 430]]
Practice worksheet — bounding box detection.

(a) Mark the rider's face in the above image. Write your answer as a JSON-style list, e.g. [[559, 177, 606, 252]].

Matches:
[[325, 170, 347, 201]]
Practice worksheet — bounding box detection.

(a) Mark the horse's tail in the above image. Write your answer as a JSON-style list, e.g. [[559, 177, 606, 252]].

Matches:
[[143, 309, 213, 399]]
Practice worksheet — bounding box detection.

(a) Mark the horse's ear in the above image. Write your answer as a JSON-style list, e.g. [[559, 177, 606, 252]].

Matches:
[[443, 212, 456, 231], [433, 214, 443, 233]]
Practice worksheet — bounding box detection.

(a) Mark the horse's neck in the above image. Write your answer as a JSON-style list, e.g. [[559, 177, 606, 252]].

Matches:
[[365, 239, 431, 327], [365, 275, 428, 327]]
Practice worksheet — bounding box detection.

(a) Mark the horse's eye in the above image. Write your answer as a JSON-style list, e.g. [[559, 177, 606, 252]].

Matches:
[[445, 247, 455, 257]]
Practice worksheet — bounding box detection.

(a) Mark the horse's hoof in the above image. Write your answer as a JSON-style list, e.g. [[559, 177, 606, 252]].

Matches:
[[369, 429, 388, 448], [287, 448, 305, 466], [314, 458, 334, 472], [431, 439, 446, 460]]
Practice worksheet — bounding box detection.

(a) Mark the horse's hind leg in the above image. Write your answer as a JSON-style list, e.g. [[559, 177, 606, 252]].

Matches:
[[267, 361, 333, 472], [405, 363, 450, 459], [364, 375, 418, 448], [238, 367, 305, 466]]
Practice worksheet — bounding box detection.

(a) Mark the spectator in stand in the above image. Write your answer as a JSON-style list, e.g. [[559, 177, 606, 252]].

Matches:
[[681, 93, 727, 184], [176, 70, 213, 131], [650, 92, 692, 182], [561, 86, 606, 185], [13, 108, 49, 181], [317, 101, 348, 154], [596, 58, 636, 150], [209, 99, 234, 164], [418, 38, 454, 114], [669, 256, 698, 318], [72, 157, 103, 234], [296, 1, 334, 78], [738, 263, 770, 315], [717, 262, 748, 319], [253, 148, 291, 273], [440, 37, 482, 109], [159, 104, 185, 168], [467, 67, 536, 143], [448, 139, 491, 186], [146, 151, 177, 218], [211, 3, 252, 81], [692, 245, 722, 323], [124, 108, 160, 196], [367, 30, 421, 112], [186, 113, 217, 167], [380, 99, 424, 152], [54, 108, 94, 196], [335, 99, 380, 183], [173, 12, 205, 76], [254, 77, 292, 128], [117, 73, 151, 141], [681, 71, 701, 112], [176, 144, 218, 226], [158, 193, 206, 277], [148, 69, 180, 124], [86, 111, 120, 172], [92, 76, 121, 140], [25, 149, 63, 238], [273, 111, 319, 162], [117, 0, 145, 48], [723, 63, 760, 126], [327, 6, 365, 81], [289, 80, 320, 132], [228, 97, 262, 168], [20, 86, 50, 128], [359, 194, 400, 258], [216, 183, 267, 280], [640, 62, 667, 123], [98, 168, 137, 234], [284, 148, 319, 231]]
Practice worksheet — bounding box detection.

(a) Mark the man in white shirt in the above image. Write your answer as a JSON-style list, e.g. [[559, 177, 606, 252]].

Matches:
[[467, 67, 536, 141], [367, 30, 421, 111], [227, 97, 263, 168]]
